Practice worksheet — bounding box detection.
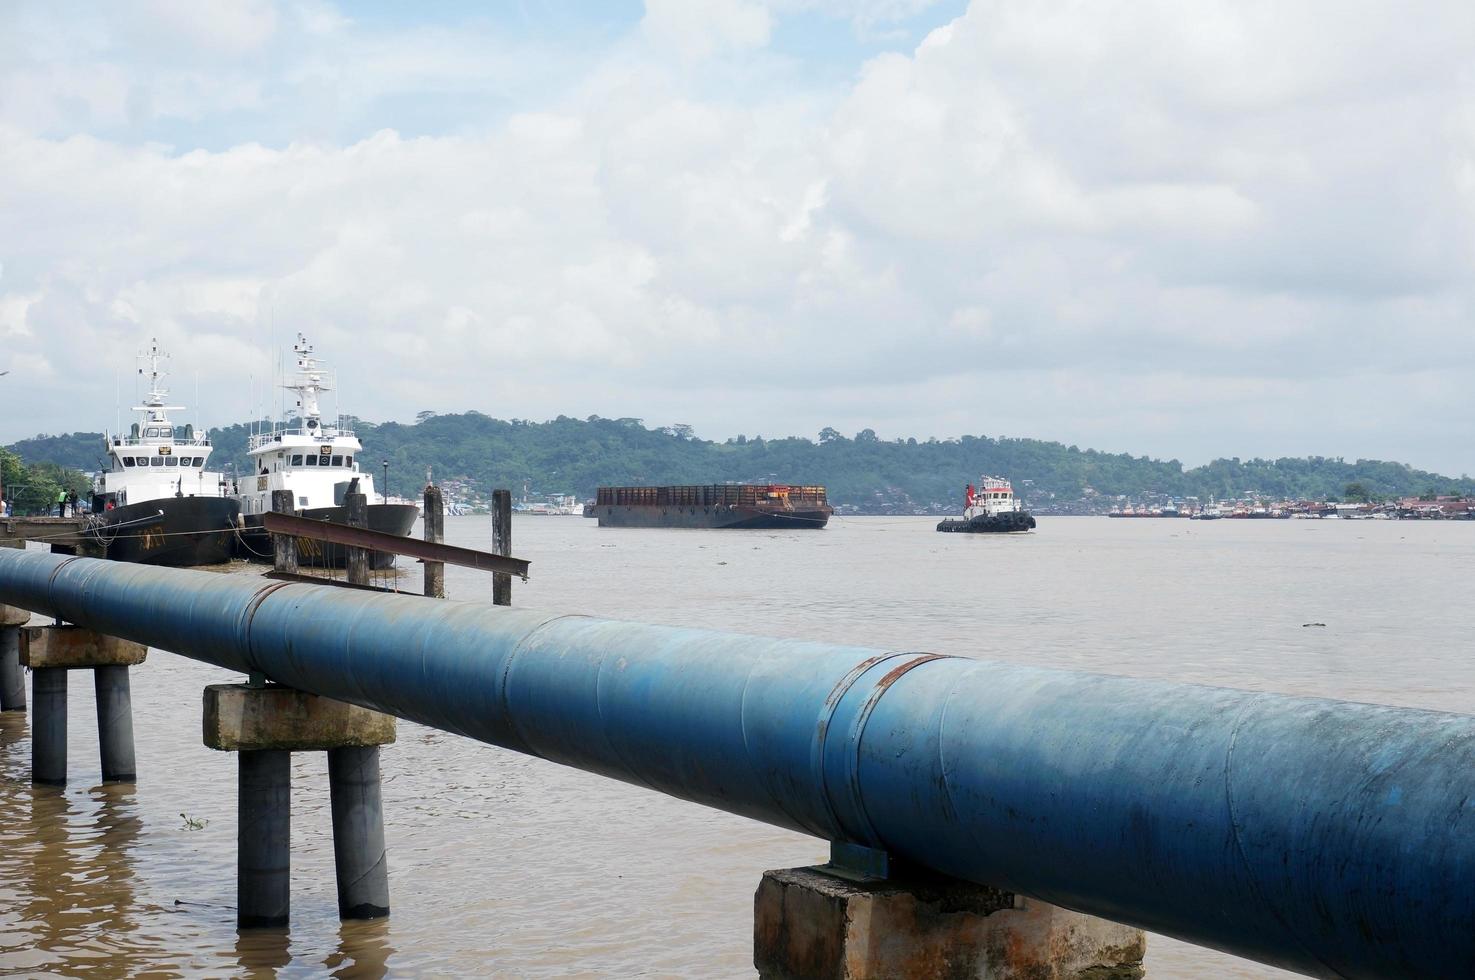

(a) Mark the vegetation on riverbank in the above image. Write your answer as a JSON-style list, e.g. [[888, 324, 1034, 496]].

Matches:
[[11, 414, 1472, 514], [0, 447, 91, 515]]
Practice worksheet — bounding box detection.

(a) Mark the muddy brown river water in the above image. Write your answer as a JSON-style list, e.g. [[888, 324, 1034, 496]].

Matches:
[[2, 515, 1471, 977]]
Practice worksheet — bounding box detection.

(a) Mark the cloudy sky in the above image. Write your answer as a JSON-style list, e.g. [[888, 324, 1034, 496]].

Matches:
[[3, 1, 1473, 474]]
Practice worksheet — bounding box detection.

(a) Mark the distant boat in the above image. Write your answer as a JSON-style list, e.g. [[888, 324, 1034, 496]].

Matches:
[[937, 477, 1035, 533]]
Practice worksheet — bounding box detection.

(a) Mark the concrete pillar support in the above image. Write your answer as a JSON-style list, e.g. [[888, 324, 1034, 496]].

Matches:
[[94, 664, 137, 782], [31, 667, 67, 785], [754, 865, 1146, 980], [328, 745, 390, 919], [0, 613, 27, 711], [20, 624, 147, 785], [238, 749, 291, 928], [204, 683, 395, 927]]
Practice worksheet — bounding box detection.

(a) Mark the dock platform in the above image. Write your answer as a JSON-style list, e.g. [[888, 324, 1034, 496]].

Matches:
[[1, 517, 102, 555]]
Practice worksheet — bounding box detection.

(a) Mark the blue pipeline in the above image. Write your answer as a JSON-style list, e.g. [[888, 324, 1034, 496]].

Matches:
[[2, 550, 1471, 979]]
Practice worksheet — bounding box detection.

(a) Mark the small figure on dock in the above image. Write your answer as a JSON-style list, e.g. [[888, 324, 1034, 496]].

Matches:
[[56, 489, 66, 517]]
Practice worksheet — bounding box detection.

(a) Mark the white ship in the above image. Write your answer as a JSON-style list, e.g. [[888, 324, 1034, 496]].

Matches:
[[91, 340, 239, 565], [232, 335, 417, 567], [936, 476, 1036, 533]]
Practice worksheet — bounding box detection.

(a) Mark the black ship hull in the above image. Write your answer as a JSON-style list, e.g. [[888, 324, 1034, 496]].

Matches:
[[936, 511, 1036, 533], [236, 503, 419, 569], [594, 505, 830, 529], [96, 496, 240, 566]]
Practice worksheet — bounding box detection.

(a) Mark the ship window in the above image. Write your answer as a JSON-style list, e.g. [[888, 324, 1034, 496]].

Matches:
[[193, 457, 205, 466], [306, 455, 318, 466], [291, 455, 303, 466], [298, 496, 309, 507], [122, 457, 135, 467], [150, 457, 164, 467], [331, 455, 343, 467], [345, 455, 353, 467], [165, 456, 178, 467]]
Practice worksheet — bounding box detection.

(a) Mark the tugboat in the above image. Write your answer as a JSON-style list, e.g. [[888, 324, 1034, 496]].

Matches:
[[232, 335, 417, 568], [90, 340, 240, 565], [936, 477, 1036, 533]]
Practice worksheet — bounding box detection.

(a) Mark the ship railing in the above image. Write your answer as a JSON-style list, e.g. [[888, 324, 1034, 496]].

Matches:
[[111, 435, 212, 448], [248, 425, 355, 450]]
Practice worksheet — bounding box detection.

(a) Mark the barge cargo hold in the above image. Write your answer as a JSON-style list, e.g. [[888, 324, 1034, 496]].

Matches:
[[593, 484, 833, 529]]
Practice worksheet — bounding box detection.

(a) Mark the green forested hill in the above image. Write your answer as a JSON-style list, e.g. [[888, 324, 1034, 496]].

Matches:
[[10, 414, 1472, 512]]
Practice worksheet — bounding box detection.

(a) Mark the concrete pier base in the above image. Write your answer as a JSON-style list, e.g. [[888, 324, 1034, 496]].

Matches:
[[94, 665, 137, 782], [31, 667, 67, 785], [203, 684, 397, 752], [20, 625, 148, 670], [0, 620, 26, 711], [238, 749, 291, 928], [19, 625, 147, 785], [754, 866, 1145, 980], [328, 746, 390, 919], [205, 683, 395, 927]]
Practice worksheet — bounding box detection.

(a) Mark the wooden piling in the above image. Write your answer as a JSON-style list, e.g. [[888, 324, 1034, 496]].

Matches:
[[492, 489, 511, 607], [423, 485, 445, 599], [271, 490, 297, 575], [344, 493, 369, 587]]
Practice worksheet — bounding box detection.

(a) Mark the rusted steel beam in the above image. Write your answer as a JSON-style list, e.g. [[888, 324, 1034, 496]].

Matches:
[[263, 512, 529, 580]]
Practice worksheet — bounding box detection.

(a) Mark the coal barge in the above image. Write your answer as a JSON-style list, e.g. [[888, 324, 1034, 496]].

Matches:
[[593, 484, 832, 529], [936, 477, 1036, 533]]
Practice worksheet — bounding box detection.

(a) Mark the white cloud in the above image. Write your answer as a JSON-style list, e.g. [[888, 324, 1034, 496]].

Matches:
[[642, 0, 772, 61], [1, 1, 1474, 474]]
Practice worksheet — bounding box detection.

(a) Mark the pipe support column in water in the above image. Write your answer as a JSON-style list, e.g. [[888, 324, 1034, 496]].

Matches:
[[18, 624, 147, 785], [238, 749, 291, 928], [31, 667, 66, 785], [204, 683, 396, 927], [328, 746, 390, 919], [94, 665, 137, 782], [0, 620, 25, 711]]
